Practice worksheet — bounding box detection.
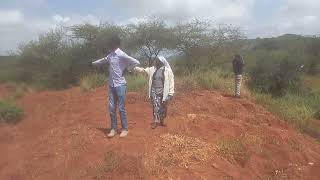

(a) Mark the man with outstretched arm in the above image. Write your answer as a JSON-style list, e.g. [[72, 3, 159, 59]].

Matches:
[[92, 35, 140, 138]]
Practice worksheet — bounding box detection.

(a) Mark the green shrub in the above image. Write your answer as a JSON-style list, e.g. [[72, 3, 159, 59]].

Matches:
[[254, 92, 319, 131], [8, 83, 31, 99], [179, 67, 234, 92], [0, 100, 23, 124], [80, 72, 147, 92], [250, 56, 303, 96], [314, 110, 320, 120], [80, 72, 107, 91], [126, 74, 148, 92]]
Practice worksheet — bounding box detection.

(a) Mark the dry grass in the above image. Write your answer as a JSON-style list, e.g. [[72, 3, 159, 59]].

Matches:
[[79, 72, 106, 92], [94, 151, 119, 179], [287, 139, 302, 152], [216, 137, 250, 167], [243, 133, 264, 147], [147, 133, 214, 170]]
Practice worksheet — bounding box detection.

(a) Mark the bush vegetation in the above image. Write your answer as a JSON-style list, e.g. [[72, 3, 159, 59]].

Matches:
[[0, 18, 319, 138], [126, 74, 148, 92], [80, 72, 107, 92], [0, 100, 23, 124]]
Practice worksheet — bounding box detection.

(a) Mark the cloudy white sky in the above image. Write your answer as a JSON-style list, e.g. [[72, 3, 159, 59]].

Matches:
[[0, 0, 320, 55]]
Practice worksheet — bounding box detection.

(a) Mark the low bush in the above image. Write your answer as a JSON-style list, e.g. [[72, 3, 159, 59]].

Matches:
[[250, 56, 303, 96], [254, 92, 320, 136], [179, 67, 234, 92], [80, 72, 107, 91], [126, 73, 148, 92], [0, 100, 24, 124], [314, 110, 320, 120]]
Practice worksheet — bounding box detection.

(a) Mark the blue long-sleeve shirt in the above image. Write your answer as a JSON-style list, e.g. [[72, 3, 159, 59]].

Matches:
[[92, 48, 140, 87]]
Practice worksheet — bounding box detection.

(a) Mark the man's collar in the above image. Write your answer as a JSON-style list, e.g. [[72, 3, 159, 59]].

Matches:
[[108, 48, 120, 56], [114, 48, 121, 55]]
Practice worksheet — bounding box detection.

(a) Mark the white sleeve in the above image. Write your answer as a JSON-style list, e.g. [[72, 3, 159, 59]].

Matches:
[[92, 57, 108, 65], [168, 69, 175, 96], [120, 54, 140, 70], [134, 67, 145, 73]]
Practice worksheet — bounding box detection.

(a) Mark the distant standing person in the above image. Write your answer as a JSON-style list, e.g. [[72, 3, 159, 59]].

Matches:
[[92, 35, 140, 138], [232, 54, 245, 97], [134, 56, 174, 129]]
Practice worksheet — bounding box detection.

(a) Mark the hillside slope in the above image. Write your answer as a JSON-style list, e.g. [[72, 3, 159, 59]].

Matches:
[[0, 86, 320, 180]]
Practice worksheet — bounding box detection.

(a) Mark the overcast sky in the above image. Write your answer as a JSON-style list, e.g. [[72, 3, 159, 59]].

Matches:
[[1, 0, 320, 55]]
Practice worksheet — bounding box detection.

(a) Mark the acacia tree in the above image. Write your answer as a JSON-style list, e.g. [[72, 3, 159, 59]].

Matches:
[[173, 20, 245, 70], [126, 18, 175, 66]]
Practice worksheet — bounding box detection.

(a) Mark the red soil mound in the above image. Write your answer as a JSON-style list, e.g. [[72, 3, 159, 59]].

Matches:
[[0, 86, 319, 179]]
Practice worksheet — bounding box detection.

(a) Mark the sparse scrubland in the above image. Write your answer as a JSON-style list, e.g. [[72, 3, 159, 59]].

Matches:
[[0, 18, 319, 139]]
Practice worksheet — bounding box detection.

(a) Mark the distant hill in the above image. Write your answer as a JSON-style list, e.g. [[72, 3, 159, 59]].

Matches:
[[245, 34, 318, 52]]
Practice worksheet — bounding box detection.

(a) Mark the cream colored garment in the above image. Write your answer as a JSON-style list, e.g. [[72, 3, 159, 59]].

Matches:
[[134, 61, 174, 102]]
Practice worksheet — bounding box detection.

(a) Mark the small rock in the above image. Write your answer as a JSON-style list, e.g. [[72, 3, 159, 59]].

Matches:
[[187, 114, 197, 119], [308, 162, 314, 166], [211, 163, 218, 169]]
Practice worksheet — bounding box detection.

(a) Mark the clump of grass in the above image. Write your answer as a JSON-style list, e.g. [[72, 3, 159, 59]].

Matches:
[[95, 151, 120, 179], [126, 74, 148, 92], [0, 100, 23, 124], [314, 110, 320, 120], [102, 151, 119, 172], [254, 92, 319, 131], [179, 68, 234, 92], [287, 139, 302, 152], [79, 72, 107, 92], [8, 83, 33, 99], [216, 137, 250, 167]]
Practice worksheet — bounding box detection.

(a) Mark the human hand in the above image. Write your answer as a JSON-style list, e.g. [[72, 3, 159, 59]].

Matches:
[[163, 95, 173, 105]]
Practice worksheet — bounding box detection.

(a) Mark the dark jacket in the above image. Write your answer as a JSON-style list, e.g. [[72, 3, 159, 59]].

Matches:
[[232, 56, 245, 75]]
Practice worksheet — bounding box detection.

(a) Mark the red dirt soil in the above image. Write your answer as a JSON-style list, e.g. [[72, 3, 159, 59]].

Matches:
[[0, 86, 320, 180]]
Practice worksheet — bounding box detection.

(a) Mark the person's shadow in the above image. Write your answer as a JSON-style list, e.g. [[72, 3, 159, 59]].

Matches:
[[96, 127, 111, 136]]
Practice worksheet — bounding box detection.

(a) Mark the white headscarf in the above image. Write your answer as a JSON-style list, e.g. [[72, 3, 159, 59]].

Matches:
[[157, 56, 172, 70]]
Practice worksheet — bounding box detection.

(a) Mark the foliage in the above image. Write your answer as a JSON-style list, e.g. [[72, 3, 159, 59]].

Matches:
[[249, 54, 304, 96], [79, 72, 107, 92], [126, 73, 148, 92], [126, 18, 176, 66], [178, 67, 234, 92], [0, 18, 245, 90], [0, 100, 23, 124], [254, 91, 320, 137]]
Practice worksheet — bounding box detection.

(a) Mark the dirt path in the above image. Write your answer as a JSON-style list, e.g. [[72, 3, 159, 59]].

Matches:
[[0, 86, 320, 180]]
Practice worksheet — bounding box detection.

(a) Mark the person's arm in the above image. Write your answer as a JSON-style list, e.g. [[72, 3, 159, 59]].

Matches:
[[133, 67, 151, 74], [120, 54, 140, 71], [168, 69, 175, 97], [232, 59, 237, 71], [92, 56, 109, 66], [164, 69, 174, 103], [241, 59, 245, 67]]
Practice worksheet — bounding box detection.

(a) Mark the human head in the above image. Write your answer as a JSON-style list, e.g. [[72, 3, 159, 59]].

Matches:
[[234, 54, 241, 60], [155, 57, 164, 69], [108, 34, 121, 51]]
